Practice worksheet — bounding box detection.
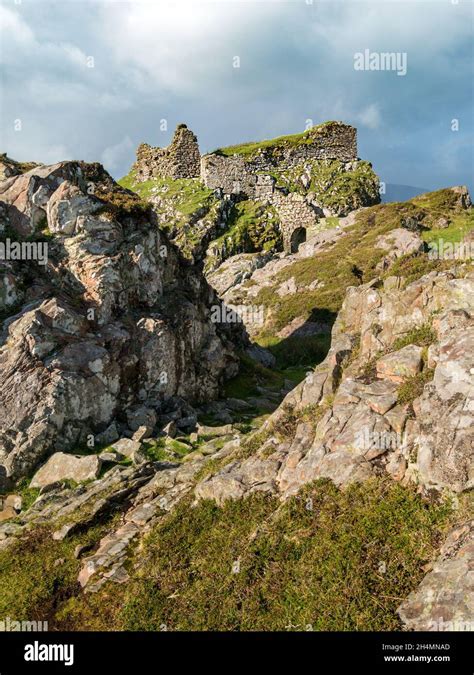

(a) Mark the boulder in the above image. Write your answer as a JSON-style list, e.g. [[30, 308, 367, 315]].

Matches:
[[132, 426, 153, 442], [162, 421, 177, 438], [0, 507, 17, 523], [30, 453, 102, 488], [197, 423, 234, 438], [375, 228, 424, 268], [376, 345, 424, 383], [96, 422, 120, 447], [111, 439, 142, 458], [98, 451, 121, 464], [126, 407, 157, 433]]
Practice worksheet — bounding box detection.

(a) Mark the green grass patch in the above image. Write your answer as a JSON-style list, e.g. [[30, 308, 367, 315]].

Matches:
[[392, 323, 436, 351], [14, 478, 41, 511], [115, 478, 452, 631], [206, 199, 282, 271], [260, 334, 331, 369], [1, 476, 455, 632], [0, 516, 120, 628], [397, 368, 435, 406], [118, 172, 216, 215], [223, 350, 283, 400]]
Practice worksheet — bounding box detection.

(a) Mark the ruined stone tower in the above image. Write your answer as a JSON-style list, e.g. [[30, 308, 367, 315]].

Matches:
[[133, 123, 200, 182]]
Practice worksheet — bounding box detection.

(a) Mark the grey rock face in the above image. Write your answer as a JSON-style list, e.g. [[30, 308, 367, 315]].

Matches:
[[194, 266, 474, 504], [0, 161, 244, 483]]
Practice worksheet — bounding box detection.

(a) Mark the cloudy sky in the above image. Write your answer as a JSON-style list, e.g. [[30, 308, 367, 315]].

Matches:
[[1, 0, 473, 193]]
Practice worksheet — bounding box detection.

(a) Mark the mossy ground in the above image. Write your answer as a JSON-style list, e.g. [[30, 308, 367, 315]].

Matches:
[[3, 478, 455, 631], [119, 172, 216, 217], [0, 516, 120, 628]]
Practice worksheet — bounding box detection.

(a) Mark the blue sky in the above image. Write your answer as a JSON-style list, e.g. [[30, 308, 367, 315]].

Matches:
[[1, 0, 473, 193]]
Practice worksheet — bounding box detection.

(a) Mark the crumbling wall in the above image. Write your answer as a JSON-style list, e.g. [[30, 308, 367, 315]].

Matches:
[[134, 124, 200, 181], [201, 122, 358, 197]]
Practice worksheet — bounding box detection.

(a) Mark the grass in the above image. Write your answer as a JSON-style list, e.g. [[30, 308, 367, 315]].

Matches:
[[143, 438, 195, 463], [223, 350, 283, 400], [120, 173, 216, 216], [14, 478, 41, 511], [397, 368, 435, 406], [392, 323, 436, 351], [82, 478, 453, 632], [260, 334, 331, 369], [421, 212, 474, 246], [119, 172, 215, 216], [212, 121, 340, 158], [0, 516, 120, 628], [0, 478, 456, 631]]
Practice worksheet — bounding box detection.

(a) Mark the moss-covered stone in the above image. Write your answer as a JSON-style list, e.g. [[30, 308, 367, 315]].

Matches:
[[205, 199, 282, 272], [212, 121, 348, 159]]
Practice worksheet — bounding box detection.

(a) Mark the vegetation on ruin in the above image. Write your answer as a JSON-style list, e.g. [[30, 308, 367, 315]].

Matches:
[[212, 121, 340, 158], [205, 199, 282, 272]]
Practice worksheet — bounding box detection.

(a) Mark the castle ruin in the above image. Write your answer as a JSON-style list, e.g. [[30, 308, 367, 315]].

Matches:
[[200, 122, 357, 199], [133, 124, 200, 181], [133, 122, 364, 252]]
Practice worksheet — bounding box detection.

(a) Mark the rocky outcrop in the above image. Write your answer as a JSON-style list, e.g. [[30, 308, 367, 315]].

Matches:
[[192, 262, 474, 630], [0, 132, 471, 634], [0, 153, 42, 182], [206, 251, 275, 297], [195, 265, 474, 503], [0, 161, 243, 484]]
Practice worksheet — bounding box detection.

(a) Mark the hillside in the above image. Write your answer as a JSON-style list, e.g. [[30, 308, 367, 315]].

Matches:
[[0, 123, 472, 633]]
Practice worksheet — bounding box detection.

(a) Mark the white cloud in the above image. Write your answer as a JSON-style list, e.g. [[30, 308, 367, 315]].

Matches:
[[101, 136, 134, 173], [357, 104, 382, 130], [0, 0, 471, 192]]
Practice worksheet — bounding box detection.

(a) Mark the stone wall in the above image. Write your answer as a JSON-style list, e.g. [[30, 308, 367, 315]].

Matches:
[[201, 122, 357, 198], [133, 124, 200, 181], [273, 192, 319, 252]]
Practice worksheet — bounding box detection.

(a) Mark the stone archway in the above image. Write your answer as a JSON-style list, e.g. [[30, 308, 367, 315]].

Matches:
[[290, 227, 307, 253]]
